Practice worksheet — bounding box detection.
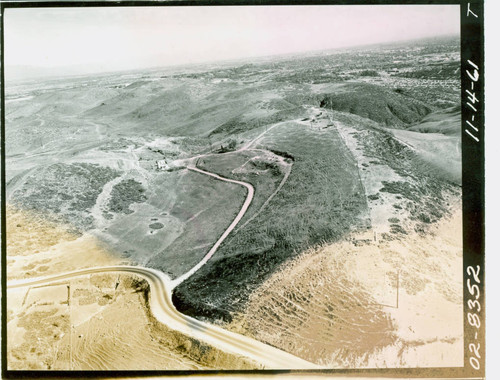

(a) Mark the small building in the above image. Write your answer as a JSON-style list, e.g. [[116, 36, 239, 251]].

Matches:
[[156, 160, 169, 170]]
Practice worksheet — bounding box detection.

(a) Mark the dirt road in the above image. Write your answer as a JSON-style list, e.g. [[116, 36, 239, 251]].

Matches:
[[171, 166, 255, 286], [7, 122, 315, 369]]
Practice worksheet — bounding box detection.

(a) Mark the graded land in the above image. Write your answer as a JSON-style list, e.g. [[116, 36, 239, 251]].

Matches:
[[6, 36, 462, 369]]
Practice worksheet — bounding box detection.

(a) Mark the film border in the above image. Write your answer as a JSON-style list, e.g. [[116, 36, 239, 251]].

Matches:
[[0, 0, 485, 378]]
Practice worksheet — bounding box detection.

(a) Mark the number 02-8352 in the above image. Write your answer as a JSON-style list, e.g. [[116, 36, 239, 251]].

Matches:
[[466, 265, 482, 371]]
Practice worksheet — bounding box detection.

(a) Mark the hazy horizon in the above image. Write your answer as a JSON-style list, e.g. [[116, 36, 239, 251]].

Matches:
[[5, 5, 460, 81], [5, 33, 460, 84]]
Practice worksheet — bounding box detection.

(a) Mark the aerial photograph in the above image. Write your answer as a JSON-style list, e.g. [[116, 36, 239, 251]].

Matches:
[[5, 5, 462, 371]]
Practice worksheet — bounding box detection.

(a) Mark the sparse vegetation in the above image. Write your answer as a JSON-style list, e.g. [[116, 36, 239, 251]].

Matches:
[[174, 123, 368, 322], [6, 34, 462, 370], [394, 62, 459, 80], [10, 163, 120, 230], [379, 181, 419, 201], [209, 107, 305, 136], [358, 69, 379, 76], [9, 308, 69, 370]]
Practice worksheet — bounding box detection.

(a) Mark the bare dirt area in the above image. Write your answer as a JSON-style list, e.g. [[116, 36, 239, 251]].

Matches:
[[228, 207, 462, 368], [7, 274, 258, 370], [6, 205, 125, 281], [6, 35, 463, 370]]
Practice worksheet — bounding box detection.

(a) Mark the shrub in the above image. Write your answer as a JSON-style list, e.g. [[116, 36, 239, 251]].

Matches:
[[108, 179, 147, 214]]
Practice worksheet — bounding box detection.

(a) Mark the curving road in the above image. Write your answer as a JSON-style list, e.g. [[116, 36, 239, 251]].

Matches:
[[7, 132, 318, 369], [172, 166, 255, 286], [8, 266, 319, 369]]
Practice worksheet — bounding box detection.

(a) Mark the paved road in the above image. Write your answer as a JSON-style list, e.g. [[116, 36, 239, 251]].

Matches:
[[7, 130, 319, 369], [8, 266, 319, 370]]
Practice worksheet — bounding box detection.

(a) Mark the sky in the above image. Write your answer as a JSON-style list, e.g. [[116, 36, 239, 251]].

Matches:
[[5, 5, 460, 78]]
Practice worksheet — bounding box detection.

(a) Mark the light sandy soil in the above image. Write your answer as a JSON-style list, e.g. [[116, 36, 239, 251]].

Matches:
[[6, 205, 126, 281], [8, 272, 261, 370], [228, 207, 462, 368], [8, 274, 219, 370], [8, 267, 261, 370], [53, 274, 208, 370], [6, 205, 260, 370]]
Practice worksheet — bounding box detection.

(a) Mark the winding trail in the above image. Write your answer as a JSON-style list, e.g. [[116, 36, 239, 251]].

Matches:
[[7, 162, 318, 368], [7, 118, 317, 369], [172, 166, 255, 286], [231, 163, 292, 237], [90, 175, 125, 229]]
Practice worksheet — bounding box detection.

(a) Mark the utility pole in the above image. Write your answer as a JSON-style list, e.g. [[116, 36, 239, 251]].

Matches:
[[68, 284, 72, 370], [206, 137, 211, 153], [396, 270, 400, 309]]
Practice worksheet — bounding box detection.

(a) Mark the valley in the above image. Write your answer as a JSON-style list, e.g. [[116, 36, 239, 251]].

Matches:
[[6, 35, 462, 370]]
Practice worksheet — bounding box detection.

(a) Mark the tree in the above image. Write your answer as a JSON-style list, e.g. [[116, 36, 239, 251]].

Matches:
[[227, 139, 237, 150]]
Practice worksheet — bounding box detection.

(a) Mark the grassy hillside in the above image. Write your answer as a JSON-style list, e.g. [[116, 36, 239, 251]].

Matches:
[[316, 82, 433, 127], [173, 122, 369, 322], [7, 35, 462, 368], [146, 169, 246, 278], [406, 105, 460, 135], [386, 106, 461, 183], [208, 106, 305, 137], [390, 128, 461, 183], [195, 149, 290, 227]]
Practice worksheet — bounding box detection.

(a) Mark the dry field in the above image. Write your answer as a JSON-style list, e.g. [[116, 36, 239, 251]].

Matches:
[[6, 205, 124, 281], [8, 273, 258, 370], [228, 207, 462, 368], [6, 35, 462, 370], [6, 206, 258, 370]]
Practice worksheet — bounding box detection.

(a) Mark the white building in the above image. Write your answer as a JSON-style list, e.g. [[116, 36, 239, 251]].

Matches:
[[156, 160, 169, 170]]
